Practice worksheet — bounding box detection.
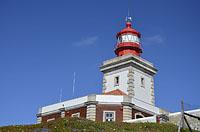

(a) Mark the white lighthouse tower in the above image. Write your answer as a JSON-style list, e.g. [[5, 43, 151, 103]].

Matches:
[[100, 17, 157, 106]]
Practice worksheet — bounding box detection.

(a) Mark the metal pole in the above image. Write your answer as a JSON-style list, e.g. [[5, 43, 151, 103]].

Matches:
[[178, 100, 184, 132], [72, 72, 76, 96], [59, 88, 62, 102]]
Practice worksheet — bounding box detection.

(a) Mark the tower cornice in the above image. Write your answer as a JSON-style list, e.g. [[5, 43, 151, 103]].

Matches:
[[100, 54, 157, 75]]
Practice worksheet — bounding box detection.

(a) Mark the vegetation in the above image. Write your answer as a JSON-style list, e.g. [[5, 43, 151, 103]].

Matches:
[[0, 118, 198, 132]]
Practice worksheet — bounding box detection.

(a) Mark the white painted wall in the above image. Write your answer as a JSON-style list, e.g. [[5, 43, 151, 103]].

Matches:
[[132, 98, 160, 114], [133, 68, 153, 105], [104, 68, 129, 94], [103, 66, 154, 106], [96, 95, 123, 104], [41, 96, 87, 114], [124, 115, 157, 123]]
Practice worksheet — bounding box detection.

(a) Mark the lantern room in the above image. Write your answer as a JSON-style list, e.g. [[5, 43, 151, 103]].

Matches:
[[115, 17, 142, 56]]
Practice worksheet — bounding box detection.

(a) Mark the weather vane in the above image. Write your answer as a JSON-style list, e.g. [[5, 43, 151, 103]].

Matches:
[[126, 16, 132, 22]]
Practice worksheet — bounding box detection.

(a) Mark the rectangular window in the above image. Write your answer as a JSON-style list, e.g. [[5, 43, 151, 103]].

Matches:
[[114, 76, 119, 86], [103, 111, 115, 122], [71, 112, 80, 118], [141, 77, 145, 88]]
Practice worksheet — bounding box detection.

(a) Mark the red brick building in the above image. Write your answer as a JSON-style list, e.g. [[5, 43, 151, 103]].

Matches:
[[37, 16, 163, 123]]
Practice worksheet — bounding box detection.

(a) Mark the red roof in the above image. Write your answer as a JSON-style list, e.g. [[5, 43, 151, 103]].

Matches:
[[103, 89, 127, 96], [116, 22, 141, 38]]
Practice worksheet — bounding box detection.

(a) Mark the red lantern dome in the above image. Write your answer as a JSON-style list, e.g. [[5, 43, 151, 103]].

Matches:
[[115, 17, 142, 56]]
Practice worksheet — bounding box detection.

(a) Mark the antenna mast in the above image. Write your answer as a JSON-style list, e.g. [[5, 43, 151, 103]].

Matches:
[[59, 88, 62, 102], [72, 72, 76, 96], [128, 7, 130, 16], [126, 0, 133, 22], [126, 4, 132, 22]]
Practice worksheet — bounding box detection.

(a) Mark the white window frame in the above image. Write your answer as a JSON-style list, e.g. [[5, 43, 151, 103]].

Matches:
[[47, 118, 55, 122], [135, 112, 144, 119], [61, 111, 65, 118], [103, 111, 116, 122], [71, 112, 80, 118]]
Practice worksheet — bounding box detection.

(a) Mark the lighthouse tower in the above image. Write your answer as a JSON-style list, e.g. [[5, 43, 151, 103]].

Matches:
[[100, 17, 157, 106]]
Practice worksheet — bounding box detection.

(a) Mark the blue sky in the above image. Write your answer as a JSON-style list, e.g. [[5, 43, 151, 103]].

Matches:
[[0, 0, 200, 126]]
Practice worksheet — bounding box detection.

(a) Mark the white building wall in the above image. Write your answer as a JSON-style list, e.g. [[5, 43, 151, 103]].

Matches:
[[96, 95, 123, 104], [41, 96, 87, 114], [104, 68, 129, 94], [124, 115, 157, 123], [133, 68, 153, 106], [103, 66, 154, 106]]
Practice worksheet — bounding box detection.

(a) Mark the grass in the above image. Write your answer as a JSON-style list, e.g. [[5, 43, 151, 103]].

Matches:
[[0, 118, 198, 132]]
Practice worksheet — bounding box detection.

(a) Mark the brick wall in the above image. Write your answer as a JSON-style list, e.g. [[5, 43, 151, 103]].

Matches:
[[41, 105, 153, 123], [42, 112, 61, 122], [41, 106, 87, 123], [96, 104, 123, 122], [65, 106, 87, 118]]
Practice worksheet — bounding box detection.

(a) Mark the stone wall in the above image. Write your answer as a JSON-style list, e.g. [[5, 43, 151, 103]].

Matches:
[[86, 104, 96, 121], [168, 109, 200, 131]]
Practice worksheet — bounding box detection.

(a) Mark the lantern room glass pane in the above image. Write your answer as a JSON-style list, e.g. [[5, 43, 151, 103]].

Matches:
[[117, 34, 140, 43]]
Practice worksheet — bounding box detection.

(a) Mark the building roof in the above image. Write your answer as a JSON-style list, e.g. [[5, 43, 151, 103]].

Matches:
[[38, 94, 160, 116], [103, 89, 127, 95]]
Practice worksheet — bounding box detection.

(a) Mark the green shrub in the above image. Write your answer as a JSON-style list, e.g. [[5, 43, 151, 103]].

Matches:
[[0, 118, 198, 132]]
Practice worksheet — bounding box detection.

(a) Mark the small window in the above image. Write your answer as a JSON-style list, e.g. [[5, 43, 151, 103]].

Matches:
[[71, 112, 80, 118], [135, 113, 144, 119], [114, 76, 119, 86], [103, 111, 115, 122], [141, 77, 145, 88]]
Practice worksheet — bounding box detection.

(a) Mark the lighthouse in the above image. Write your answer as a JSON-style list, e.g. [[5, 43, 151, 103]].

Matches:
[[37, 16, 161, 123], [101, 17, 157, 106]]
